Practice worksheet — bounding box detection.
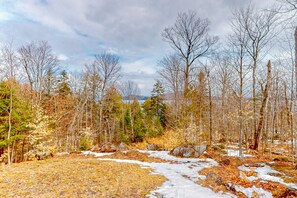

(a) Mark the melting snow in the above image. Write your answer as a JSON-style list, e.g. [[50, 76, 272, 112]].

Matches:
[[238, 164, 297, 190], [82, 151, 114, 157], [94, 150, 234, 198], [225, 149, 253, 157], [83, 150, 279, 197]]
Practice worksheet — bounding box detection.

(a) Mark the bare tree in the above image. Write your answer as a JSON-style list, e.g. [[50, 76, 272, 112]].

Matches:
[[233, 5, 278, 149], [120, 81, 140, 101], [162, 11, 218, 94], [158, 54, 184, 126], [278, 0, 297, 12], [93, 52, 121, 96], [86, 52, 121, 143], [18, 41, 59, 103]]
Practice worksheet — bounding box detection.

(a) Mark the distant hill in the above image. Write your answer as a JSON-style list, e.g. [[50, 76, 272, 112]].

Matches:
[[122, 95, 149, 100]]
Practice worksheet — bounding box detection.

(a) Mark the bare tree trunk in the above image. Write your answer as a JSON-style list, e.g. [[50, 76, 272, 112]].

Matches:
[[292, 26, 297, 167], [7, 80, 13, 165], [206, 69, 213, 146], [253, 60, 272, 150]]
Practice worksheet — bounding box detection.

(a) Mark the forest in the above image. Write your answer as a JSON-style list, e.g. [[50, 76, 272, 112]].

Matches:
[[0, 0, 297, 168]]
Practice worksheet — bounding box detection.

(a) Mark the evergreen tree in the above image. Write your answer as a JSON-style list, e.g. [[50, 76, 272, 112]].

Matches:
[[56, 70, 71, 97], [151, 80, 166, 127], [0, 80, 31, 162]]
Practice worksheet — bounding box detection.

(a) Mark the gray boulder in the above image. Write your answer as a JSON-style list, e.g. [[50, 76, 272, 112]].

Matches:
[[147, 144, 159, 151], [194, 145, 206, 157], [118, 142, 126, 151], [100, 143, 117, 152], [171, 144, 206, 158]]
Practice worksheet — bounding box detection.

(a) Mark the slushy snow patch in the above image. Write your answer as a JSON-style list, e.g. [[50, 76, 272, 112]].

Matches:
[[96, 150, 234, 198], [238, 164, 297, 190], [234, 185, 272, 198]]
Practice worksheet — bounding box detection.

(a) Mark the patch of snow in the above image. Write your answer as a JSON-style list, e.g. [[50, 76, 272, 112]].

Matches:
[[95, 150, 234, 198], [227, 145, 239, 149], [138, 150, 218, 165], [235, 185, 272, 198], [55, 152, 70, 156], [238, 164, 297, 190], [225, 149, 253, 157], [82, 151, 114, 157], [286, 140, 297, 145]]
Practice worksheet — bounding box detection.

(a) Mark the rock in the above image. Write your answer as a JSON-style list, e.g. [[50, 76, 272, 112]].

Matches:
[[171, 144, 206, 158], [90, 146, 101, 152], [220, 158, 230, 166], [172, 147, 181, 156], [35, 152, 53, 160], [206, 172, 217, 180], [181, 147, 194, 157], [194, 145, 206, 156], [225, 182, 236, 192], [244, 163, 265, 168], [147, 144, 159, 151], [154, 192, 164, 198], [100, 143, 117, 152], [118, 142, 126, 151], [206, 172, 223, 185], [215, 176, 223, 185]]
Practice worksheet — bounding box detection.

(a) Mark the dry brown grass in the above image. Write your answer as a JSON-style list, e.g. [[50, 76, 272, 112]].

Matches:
[[101, 150, 167, 163], [133, 130, 184, 150], [0, 154, 166, 198], [270, 161, 297, 184]]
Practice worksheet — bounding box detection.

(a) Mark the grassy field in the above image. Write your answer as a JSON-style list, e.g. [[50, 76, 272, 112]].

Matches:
[[0, 154, 166, 197]]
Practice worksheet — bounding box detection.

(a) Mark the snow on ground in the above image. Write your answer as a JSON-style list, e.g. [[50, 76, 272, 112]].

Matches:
[[139, 150, 218, 165], [82, 151, 114, 157], [95, 150, 234, 198], [83, 150, 277, 197], [227, 145, 239, 149], [224, 149, 253, 157], [238, 164, 297, 190]]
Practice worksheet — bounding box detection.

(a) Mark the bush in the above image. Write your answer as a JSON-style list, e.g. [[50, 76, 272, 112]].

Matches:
[[79, 136, 91, 151], [120, 133, 130, 145]]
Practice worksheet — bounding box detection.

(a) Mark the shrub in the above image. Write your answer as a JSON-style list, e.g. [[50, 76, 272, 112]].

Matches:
[[79, 136, 91, 151]]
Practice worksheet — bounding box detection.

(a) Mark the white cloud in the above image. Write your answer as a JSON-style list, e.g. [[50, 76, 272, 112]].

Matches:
[[0, 0, 277, 95], [57, 53, 68, 61], [122, 59, 156, 75], [0, 12, 12, 21]]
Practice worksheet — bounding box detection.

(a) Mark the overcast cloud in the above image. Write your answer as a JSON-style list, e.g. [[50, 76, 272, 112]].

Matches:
[[0, 0, 276, 95]]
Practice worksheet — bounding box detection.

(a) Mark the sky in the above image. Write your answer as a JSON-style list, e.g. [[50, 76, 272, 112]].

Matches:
[[0, 0, 276, 95]]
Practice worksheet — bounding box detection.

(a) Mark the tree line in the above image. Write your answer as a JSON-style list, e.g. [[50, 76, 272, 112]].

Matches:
[[0, 1, 297, 164]]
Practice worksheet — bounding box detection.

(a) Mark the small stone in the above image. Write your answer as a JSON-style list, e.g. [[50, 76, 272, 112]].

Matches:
[[118, 142, 126, 151], [147, 144, 159, 151]]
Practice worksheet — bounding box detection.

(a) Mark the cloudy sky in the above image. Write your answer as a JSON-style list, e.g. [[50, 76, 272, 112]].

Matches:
[[0, 0, 276, 95]]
